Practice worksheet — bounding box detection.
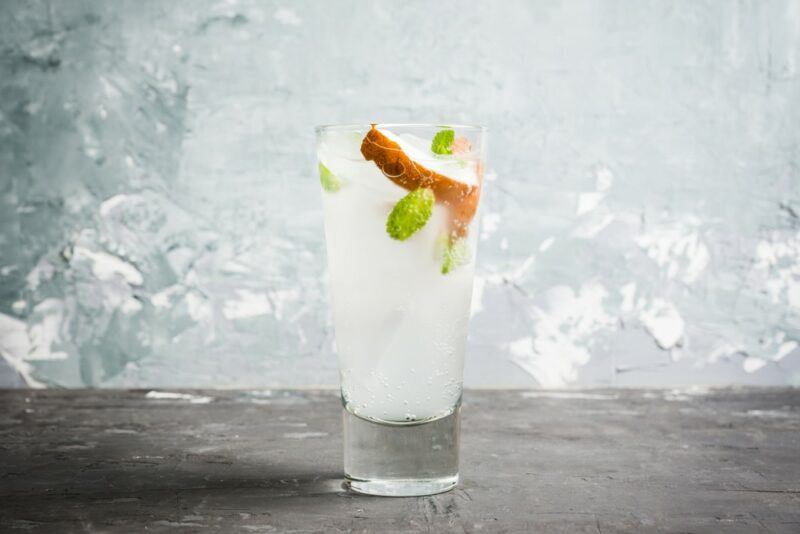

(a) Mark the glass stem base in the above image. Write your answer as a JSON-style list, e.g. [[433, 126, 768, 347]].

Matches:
[[343, 404, 461, 497]]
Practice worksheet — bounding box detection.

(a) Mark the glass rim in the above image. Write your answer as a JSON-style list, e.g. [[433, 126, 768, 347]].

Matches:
[[315, 123, 487, 134]]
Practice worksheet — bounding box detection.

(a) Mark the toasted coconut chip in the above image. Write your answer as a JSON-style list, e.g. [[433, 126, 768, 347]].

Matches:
[[361, 125, 481, 236]]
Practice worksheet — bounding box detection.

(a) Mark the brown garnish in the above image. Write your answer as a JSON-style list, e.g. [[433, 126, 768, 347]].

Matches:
[[360, 125, 481, 237]]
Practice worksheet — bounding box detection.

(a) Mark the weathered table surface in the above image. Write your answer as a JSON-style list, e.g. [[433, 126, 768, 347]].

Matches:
[[1, 388, 798, 533]]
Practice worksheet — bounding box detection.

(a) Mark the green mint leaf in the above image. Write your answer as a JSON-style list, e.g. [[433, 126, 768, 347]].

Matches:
[[431, 129, 455, 155], [441, 236, 471, 274], [319, 162, 341, 192], [386, 188, 435, 241]]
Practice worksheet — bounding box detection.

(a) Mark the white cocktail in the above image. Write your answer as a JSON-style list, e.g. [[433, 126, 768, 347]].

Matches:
[[316, 124, 486, 496]]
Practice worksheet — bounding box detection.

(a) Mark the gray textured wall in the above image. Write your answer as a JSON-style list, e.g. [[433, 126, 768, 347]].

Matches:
[[1, 0, 799, 388]]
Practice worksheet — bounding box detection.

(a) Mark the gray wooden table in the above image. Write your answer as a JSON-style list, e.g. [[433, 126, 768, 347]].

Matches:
[[1, 388, 798, 533]]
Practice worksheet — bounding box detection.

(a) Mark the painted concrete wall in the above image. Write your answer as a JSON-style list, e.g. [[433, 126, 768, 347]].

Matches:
[[1, 0, 798, 388]]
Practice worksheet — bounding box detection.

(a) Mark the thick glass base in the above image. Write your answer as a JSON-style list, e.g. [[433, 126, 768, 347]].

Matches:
[[345, 475, 458, 497], [342, 404, 460, 497]]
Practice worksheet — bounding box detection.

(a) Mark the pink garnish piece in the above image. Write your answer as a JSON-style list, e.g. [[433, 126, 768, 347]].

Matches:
[[451, 136, 472, 155]]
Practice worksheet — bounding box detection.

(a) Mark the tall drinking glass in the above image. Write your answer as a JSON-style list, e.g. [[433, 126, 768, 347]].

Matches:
[[315, 124, 486, 496]]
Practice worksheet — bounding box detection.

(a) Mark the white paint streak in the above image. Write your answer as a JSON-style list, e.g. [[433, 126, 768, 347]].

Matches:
[[72, 246, 143, 286], [27, 299, 68, 361], [662, 386, 711, 400], [121, 298, 142, 314], [99, 194, 130, 217], [774, 340, 798, 361], [576, 192, 604, 215], [595, 166, 614, 191], [640, 299, 685, 351], [538, 237, 555, 252], [737, 409, 797, 419], [636, 217, 710, 284], [706, 341, 743, 363], [521, 391, 618, 400], [754, 232, 800, 310], [145, 391, 214, 404], [575, 165, 614, 218], [185, 292, 212, 322], [270, 288, 299, 321], [221, 259, 251, 274], [663, 390, 690, 401], [480, 212, 502, 241], [282, 432, 328, 439], [571, 211, 614, 238], [742, 356, 767, 373], [151, 286, 182, 308], [222, 290, 271, 320], [470, 275, 486, 316], [510, 255, 536, 282], [0, 313, 44, 387], [510, 282, 615, 388]]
